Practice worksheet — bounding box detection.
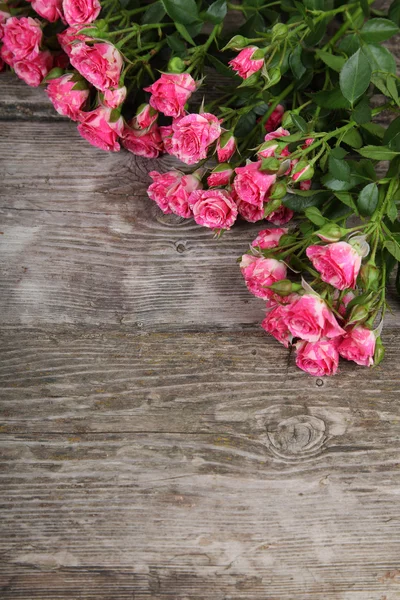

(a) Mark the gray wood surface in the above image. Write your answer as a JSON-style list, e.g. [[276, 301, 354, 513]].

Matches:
[[1, 35, 400, 599]]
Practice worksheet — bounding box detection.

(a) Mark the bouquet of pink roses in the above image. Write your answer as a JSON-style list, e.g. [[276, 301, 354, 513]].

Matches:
[[1, 0, 400, 376]]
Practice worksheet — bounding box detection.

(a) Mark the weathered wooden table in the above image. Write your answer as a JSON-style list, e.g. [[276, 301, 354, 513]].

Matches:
[[1, 71, 400, 599]]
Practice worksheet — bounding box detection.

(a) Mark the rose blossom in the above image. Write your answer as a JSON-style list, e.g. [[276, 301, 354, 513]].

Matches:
[[236, 198, 265, 222], [189, 189, 238, 230], [229, 46, 263, 79], [251, 227, 288, 250], [267, 206, 294, 226], [337, 291, 355, 317], [122, 122, 163, 159], [0, 44, 15, 68], [103, 86, 127, 109], [70, 42, 123, 91], [132, 104, 158, 130], [296, 339, 339, 376], [217, 133, 236, 162], [306, 242, 362, 290], [46, 74, 89, 120], [285, 294, 345, 343], [338, 326, 376, 367], [77, 106, 123, 152], [13, 51, 53, 87], [262, 303, 292, 347], [3, 17, 42, 61], [258, 127, 290, 158], [234, 161, 276, 208], [27, 0, 62, 22], [63, 0, 101, 25], [147, 170, 202, 217], [0, 11, 10, 40], [240, 255, 287, 300], [170, 112, 221, 165], [144, 73, 197, 118], [207, 165, 233, 188], [265, 104, 284, 132], [58, 23, 94, 56]]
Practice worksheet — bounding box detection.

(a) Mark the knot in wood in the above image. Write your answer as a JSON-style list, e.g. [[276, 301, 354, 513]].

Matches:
[[266, 415, 326, 461]]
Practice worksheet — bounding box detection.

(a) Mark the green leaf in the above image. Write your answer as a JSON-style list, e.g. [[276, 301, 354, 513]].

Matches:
[[204, 0, 227, 23], [339, 34, 361, 56], [341, 129, 363, 148], [387, 76, 400, 107], [292, 114, 308, 133], [282, 191, 329, 211], [141, 1, 166, 24], [384, 239, 400, 261], [339, 48, 372, 105], [352, 97, 372, 124], [362, 44, 397, 74], [357, 182, 379, 216], [387, 198, 398, 222], [166, 33, 186, 53], [389, 0, 400, 26], [289, 45, 306, 79], [234, 110, 257, 137], [360, 0, 369, 17], [357, 145, 400, 160], [360, 18, 399, 43], [334, 191, 359, 215], [361, 122, 385, 140], [316, 50, 346, 72], [313, 88, 351, 109], [383, 116, 400, 151], [206, 54, 239, 79], [174, 22, 195, 45], [305, 206, 327, 226], [329, 155, 351, 180], [321, 174, 361, 191], [330, 147, 347, 159], [161, 0, 198, 24]]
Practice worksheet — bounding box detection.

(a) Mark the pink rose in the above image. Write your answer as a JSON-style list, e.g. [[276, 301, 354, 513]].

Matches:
[[62, 0, 101, 25], [292, 162, 313, 182], [337, 291, 355, 317], [229, 46, 263, 79], [306, 242, 362, 290], [144, 72, 197, 118], [170, 112, 221, 165], [285, 294, 345, 343], [159, 125, 174, 154], [46, 74, 90, 120], [264, 127, 290, 142], [207, 165, 233, 188], [189, 189, 238, 230], [240, 255, 287, 300], [13, 51, 53, 87], [251, 227, 288, 250], [77, 106, 123, 152], [258, 127, 290, 158], [122, 122, 163, 159], [236, 198, 265, 223], [338, 326, 376, 367], [0, 11, 10, 40], [132, 103, 158, 129], [3, 16, 42, 61], [264, 104, 284, 133], [58, 23, 94, 56], [299, 179, 312, 191], [0, 44, 15, 68], [296, 339, 339, 376], [262, 303, 292, 348], [217, 133, 236, 162], [103, 86, 127, 109], [147, 170, 202, 218], [27, 0, 62, 22], [234, 161, 276, 208], [70, 42, 123, 91], [266, 206, 294, 226]]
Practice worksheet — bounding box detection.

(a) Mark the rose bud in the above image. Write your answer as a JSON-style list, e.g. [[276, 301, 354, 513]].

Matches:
[[263, 198, 283, 218], [207, 164, 233, 188], [348, 234, 370, 258], [234, 161, 276, 208], [269, 182, 287, 200], [306, 241, 362, 290], [103, 86, 127, 109], [347, 303, 370, 326], [236, 199, 265, 223], [262, 303, 292, 347], [189, 189, 238, 230], [285, 294, 345, 343], [147, 170, 202, 217], [267, 206, 294, 225], [70, 42, 123, 92], [167, 56, 186, 73], [315, 223, 347, 243], [217, 131, 236, 162], [269, 279, 302, 297], [77, 106, 123, 152], [13, 51, 53, 87], [337, 290, 355, 316], [27, 0, 62, 22], [338, 325, 376, 367], [46, 74, 90, 120], [170, 112, 221, 165], [360, 261, 380, 292], [299, 179, 312, 191], [58, 23, 95, 56], [240, 255, 287, 300], [251, 227, 288, 250], [132, 103, 158, 130], [222, 35, 250, 51], [144, 72, 197, 118], [373, 336, 385, 366], [292, 161, 314, 182], [228, 46, 264, 79], [122, 122, 163, 159], [3, 16, 42, 61], [295, 339, 339, 377], [62, 0, 101, 26], [264, 104, 284, 133]]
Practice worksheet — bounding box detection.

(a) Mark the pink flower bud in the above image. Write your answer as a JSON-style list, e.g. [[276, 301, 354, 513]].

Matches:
[[338, 326, 376, 367], [264, 104, 284, 133], [240, 255, 287, 300], [70, 42, 123, 91], [58, 23, 94, 56], [207, 164, 233, 187], [13, 50, 53, 87], [285, 294, 345, 343], [103, 86, 127, 109], [292, 161, 314, 182], [266, 206, 293, 226], [228, 46, 264, 79], [262, 303, 292, 348], [27, 0, 62, 22], [144, 72, 197, 118], [46, 74, 90, 120], [306, 241, 362, 290], [296, 339, 339, 376], [217, 132, 236, 162], [77, 106, 123, 152], [132, 103, 158, 130], [251, 227, 288, 250], [122, 122, 163, 159], [147, 170, 202, 218]]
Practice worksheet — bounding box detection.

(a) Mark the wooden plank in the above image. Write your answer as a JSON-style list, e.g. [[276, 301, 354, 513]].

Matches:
[[1, 329, 400, 599], [0, 73, 63, 120]]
